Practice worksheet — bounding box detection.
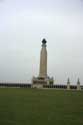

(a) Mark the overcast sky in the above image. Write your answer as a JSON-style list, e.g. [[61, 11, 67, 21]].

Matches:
[[0, 0, 83, 84]]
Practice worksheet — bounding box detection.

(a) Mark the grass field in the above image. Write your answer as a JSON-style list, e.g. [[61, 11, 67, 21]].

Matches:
[[0, 88, 83, 125]]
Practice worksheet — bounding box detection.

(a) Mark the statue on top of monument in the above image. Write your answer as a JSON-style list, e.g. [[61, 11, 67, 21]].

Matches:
[[42, 39, 47, 44]]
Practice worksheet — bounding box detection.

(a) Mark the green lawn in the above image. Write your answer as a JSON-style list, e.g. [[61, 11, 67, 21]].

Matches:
[[0, 88, 83, 125]]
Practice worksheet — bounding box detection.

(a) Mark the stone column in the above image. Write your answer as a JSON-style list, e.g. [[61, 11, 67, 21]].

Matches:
[[67, 78, 70, 90], [39, 39, 47, 78], [77, 78, 81, 90]]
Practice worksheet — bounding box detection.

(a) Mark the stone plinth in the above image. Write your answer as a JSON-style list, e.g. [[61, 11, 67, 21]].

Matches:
[[32, 76, 54, 88]]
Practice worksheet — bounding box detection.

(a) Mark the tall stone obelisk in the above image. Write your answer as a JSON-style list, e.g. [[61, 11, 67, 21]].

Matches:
[[32, 38, 54, 88], [39, 39, 47, 78]]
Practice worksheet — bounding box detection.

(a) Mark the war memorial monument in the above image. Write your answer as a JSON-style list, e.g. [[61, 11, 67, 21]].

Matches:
[[32, 39, 54, 88]]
